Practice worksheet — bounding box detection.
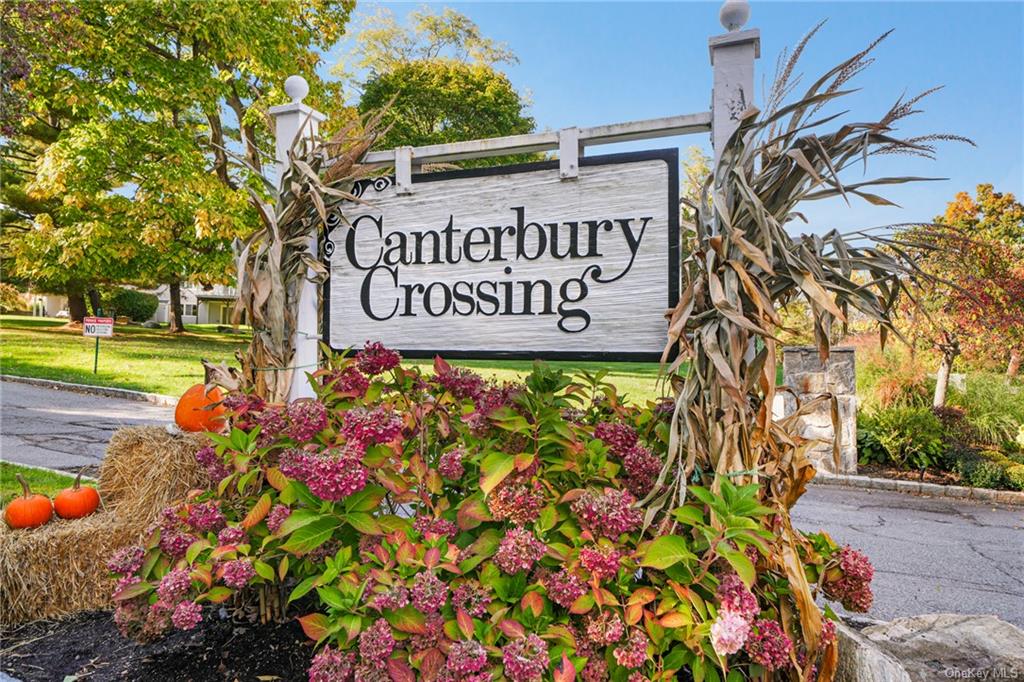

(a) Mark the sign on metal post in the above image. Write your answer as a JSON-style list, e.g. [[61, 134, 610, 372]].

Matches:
[[83, 315, 113, 374], [323, 150, 679, 361]]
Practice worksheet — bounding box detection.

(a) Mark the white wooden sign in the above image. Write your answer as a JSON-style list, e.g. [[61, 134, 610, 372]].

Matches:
[[82, 316, 114, 337], [324, 150, 679, 360]]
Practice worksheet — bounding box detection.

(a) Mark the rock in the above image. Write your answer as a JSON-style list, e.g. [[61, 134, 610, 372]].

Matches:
[[142, 320, 162, 329], [861, 614, 1024, 682], [836, 623, 911, 682]]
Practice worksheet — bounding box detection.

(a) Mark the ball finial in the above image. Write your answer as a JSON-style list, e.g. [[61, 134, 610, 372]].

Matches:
[[719, 0, 750, 31], [284, 75, 309, 104]]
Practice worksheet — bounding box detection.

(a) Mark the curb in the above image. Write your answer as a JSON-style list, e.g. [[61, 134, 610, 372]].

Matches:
[[1, 374, 177, 407], [812, 472, 1024, 507], [2, 461, 98, 482]]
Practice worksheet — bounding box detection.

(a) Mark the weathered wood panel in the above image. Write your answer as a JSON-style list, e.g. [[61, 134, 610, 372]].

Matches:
[[325, 150, 678, 360]]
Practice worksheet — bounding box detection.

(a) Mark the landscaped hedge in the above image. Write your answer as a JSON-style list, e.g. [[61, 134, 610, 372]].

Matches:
[[108, 345, 871, 681], [102, 287, 159, 322]]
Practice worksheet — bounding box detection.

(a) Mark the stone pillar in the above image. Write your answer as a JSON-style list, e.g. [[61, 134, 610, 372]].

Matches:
[[781, 347, 858, 474], [268, 76, 326, 401]]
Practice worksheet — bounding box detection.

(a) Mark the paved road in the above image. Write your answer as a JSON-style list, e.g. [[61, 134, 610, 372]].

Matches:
[[2, 379, 1022, 625], [0, 379, 173, 475]]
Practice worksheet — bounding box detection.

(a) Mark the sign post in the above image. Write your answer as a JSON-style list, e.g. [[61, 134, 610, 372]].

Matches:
[[83, 313, 114, 373]]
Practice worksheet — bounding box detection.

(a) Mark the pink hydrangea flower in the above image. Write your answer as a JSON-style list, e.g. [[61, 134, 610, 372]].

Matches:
[[306, 447, 369, 502], [594, 421, 638, 456], [106, 546, 144, 575], [612, 629, 649, 669], [824, 545, 875, 612], [488, 479, 544, 525], [717, 573, 758, 621], [157, 568, 192, 602], [158, 529, 197, 559], [544, 569, 586, 608], [838, 545, 874, 583], [447, 640, 488, 675], [342, 406, 403, 446], [221, 559, 255, 588], [502, 634, 549, 682], [452, 581, 492, 617], [359, 618, 395, 663], [622, 445, 661, 497], [195, 445, 230, 482], [413, 515, 458, 540], [710, 608, 751, 656], [308, 646, 355, 682], [586, 611, 625, 645], [266, 504, 292, 534], [571, 489, 641, 538], [580, 545, 622, 582], [371, 584, 410, 611], [217, 526, 246, 546], [186, 501, 225, 532], [821, 618, 837, 646], [744, 619, 793, 670], [436, 365, 487, 401], [328, 366, 370, 397], [286, 399, 328, 442], [356, 341, 401, 375], [411, 571, 448, 613], [474, 382, 523, 416], [581, 657, 609, 682], [409, 612, 445, 653], [494, 527, 547, 574], [438, 447, 465, 479], [171, 600, 203, 630], [254, 405, 287, 445]]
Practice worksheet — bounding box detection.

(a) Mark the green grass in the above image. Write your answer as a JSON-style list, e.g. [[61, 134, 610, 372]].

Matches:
[[0, 462, 77, 508], [1, 315, 674, 399]]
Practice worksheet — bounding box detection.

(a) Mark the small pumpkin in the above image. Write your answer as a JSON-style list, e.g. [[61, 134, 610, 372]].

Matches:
[[4, 474, 53, 529], [175, 384, 227, 432], [54, 471, 101, 519]]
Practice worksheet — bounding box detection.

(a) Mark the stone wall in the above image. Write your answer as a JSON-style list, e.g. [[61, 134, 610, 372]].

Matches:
[[781, 346, 857, 474]]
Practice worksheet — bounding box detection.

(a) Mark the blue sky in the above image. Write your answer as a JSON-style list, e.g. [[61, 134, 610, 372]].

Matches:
[[328, 1, 1023, 235]]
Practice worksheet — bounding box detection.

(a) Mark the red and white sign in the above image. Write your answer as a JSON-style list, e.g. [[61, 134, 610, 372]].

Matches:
[[83, 316, 114, 337]]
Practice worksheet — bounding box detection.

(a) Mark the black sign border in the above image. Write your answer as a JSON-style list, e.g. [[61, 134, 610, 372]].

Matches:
[[322, 148, 679, 362]]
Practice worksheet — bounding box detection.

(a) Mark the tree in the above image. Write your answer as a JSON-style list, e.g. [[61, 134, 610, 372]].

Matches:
[[341, 7, 534, 165], [3, 0, 355, 330], [898, 185, 1024, 403]]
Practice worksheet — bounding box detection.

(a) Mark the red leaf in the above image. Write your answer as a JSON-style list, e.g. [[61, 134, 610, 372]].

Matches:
[[521, 591, 544, 618], [456, 497, 492, 530], [386, 606, 428, 634], [242, 492, 272, 529], [424, 547, 440, 569], [265, 467, 288, 491], [456, 608, 475, 639], [387, 659, 416, 682], [554, 653, 576, 682], [498, 619, 526, 638], [298, 613, 330, 641], [433, 355, 450, 374], [419, 648, 445, 682]]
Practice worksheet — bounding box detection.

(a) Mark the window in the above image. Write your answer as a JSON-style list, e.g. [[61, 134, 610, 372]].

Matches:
[[183, 304, 197, 317]]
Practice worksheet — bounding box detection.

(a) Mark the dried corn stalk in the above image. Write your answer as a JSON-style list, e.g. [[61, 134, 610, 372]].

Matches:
[[653, 28, 969, 675], [224, 111, 389, 402]]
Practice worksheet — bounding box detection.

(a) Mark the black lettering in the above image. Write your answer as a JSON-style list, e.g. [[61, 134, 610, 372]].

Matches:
[[452, 281, 475, 316], [520, 279, 554, 315], [558, 272, 592, 333], [423, 281, 452, 316], [359, 266, 399, 320], [345, 215, 383, 270], [513, 206, 547, 260], [476, 281, 499, 316], [400, 283, 424, 317], [464, 227, 491, 263]]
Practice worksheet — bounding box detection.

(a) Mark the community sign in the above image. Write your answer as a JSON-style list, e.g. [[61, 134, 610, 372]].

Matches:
[[324, 150, 679, 360]]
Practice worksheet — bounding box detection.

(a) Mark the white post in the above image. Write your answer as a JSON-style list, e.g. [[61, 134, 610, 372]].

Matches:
[[268, 75, 326, 401], [709, 0, 760, 169]]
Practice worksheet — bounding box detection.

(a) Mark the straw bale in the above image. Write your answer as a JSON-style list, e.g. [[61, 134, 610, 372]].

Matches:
[[0, 426, 208, 626]]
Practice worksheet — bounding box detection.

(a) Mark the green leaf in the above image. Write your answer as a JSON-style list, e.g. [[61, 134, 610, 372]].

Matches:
[[280, 516, 340, 555], [345, 512, 381, 535], [317, 585, 347, 610], [717, 542, 756, 586], [289, 575, 319, 603], [385, 606, 428, 634], [480, 451, 516, 495], [253, 560, 275, 581], [641, 535, 696, 570], [277, 509, 321, 536], [344, 484, 386, 513]]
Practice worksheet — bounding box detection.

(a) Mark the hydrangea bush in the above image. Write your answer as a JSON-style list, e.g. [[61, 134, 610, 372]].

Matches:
[[111, 344, 871, 681]]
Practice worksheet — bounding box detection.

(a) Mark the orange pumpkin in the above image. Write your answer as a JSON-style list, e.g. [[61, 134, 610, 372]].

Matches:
[[175, 384, 227, 432], [4, 474, 53, 529], [54, 471, 101, 519]]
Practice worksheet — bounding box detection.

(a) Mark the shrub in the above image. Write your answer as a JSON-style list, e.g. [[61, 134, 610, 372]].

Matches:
[[857, 406, 946, 470], [108, 346, 868, 680], [1006, 464, 1024, 492], [857, 348, 932, 410], [948, 377, 1024, 448], [102, 287, 158, 322], [0, 283, 24, 313]]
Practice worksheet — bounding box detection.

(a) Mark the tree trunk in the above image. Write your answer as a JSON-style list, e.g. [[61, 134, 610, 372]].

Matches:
[[168, 281, 185, 333], [1007, 349, 1022, 379], [66, 284, 87, 323], [87, 288, 101, 315], [933, 354, 953, 408]]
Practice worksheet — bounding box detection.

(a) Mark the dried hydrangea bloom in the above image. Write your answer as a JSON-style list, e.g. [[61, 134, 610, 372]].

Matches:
[[156, 568, 192, 602], [356, 341, 401, 375], [501, 634, 549, 682], [544, 569, 586, 608], [436, 365, 487, 401], [452, 581, 492, 617], [308, 646, 355, 682], [585, 610, 626, 645], [286, 399, 329, 442], [411, 571, 449, 613], [106, 545, 144, 575], [265, 504, 292, 534], [217, 526, 246, 546], [186, 501, 225, 532], [744, 618, 793, 670], [593, 421, 638, 456], [413, 515, 458, 540], [571, 489, 641, 538], [341, 406, 403, 446], [716, 573, 758, 621], [494, 527, 547, 574], [171, 600, 203, 630], [358, 618, 396, 663], [305, 447, 369, 502], [327, 366, 370, 397], [487, 478, 544, 525], [446, 640, 488, 675], [579, 545, 622, 582], [612, 629, 650, 669], [220, 559, 255, 588], [438, 447, 465, 480]]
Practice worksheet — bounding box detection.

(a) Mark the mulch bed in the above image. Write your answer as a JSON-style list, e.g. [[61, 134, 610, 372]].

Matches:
[[0, 610, 315, 681], [858, 463, 962, 486]]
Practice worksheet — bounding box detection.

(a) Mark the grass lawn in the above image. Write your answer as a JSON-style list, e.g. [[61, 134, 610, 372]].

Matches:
[[0, 462, 77, 508], [1, 315, 674, 400]]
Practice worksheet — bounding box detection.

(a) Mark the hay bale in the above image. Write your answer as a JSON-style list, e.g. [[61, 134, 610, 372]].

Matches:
[[0, 426, 208, 626]]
